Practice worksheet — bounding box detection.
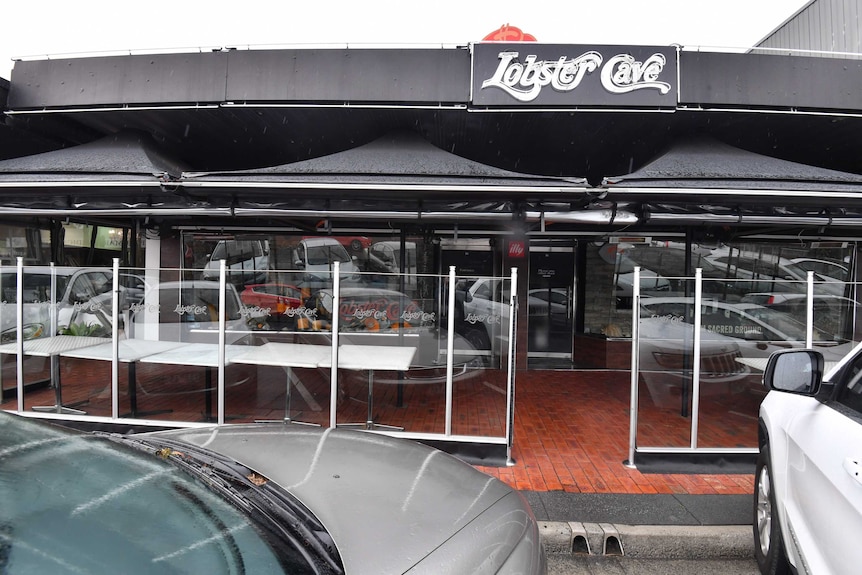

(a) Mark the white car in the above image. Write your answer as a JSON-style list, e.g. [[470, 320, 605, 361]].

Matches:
[[640, 297, 853, 365], [755, 345, 862, 574], [201, 239, 269, 285]]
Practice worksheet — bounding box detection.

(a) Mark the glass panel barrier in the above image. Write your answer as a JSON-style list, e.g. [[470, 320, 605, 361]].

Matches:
[[0, 262, 114, 415], [636, 285, 693, 448], [0, 262, 514, 447], [450, 274, 511, 439]]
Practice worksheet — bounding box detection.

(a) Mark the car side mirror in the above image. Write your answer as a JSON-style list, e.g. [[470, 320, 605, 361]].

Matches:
[[464, 292, 473, 303], [763, 349, 824, 395]]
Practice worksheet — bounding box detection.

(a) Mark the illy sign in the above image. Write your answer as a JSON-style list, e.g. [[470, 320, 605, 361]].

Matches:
[[472, 43, 677, 108], [508, 241, 526, 259]]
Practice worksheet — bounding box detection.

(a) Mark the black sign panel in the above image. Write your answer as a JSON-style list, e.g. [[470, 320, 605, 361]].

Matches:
[[472, 43, 677, 108]]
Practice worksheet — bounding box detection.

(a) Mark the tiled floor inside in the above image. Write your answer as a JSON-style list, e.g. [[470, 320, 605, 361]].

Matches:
[[1, 358, 756, 497]]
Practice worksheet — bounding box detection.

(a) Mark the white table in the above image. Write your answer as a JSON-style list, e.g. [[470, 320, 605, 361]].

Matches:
[[60, 339, 189, 417], [322, 344, 417, 431], [0, 335, 110, 414], [139, 343, 252, 422], [232, 342, 331, 424]]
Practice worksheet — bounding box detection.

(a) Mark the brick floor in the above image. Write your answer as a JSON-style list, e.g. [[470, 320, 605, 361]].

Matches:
[[0, 358, 755, 496]]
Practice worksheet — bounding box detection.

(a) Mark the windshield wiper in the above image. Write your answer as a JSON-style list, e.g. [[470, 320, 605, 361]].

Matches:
[[97, 433, 343, 575]]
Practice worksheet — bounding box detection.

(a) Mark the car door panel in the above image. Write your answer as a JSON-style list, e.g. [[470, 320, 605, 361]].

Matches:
[[784, 403, 862, 574]]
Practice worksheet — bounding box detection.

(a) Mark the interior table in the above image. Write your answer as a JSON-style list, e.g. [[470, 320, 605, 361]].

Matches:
[[323, 344, 416, 431], [0, 335, 110, 414], [139, 342, 252, 422], [60, 339, 190, 418], [232, 342, 331, 424]]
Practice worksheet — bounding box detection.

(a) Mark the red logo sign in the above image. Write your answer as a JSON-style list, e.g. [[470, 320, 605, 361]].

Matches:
[[482, 24, 537, 42], [508, 241, 525, 258]]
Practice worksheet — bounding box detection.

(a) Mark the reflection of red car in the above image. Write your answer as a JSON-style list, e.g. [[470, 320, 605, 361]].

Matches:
[[302, 235, 371, 252], [239, 284, 302, 318]]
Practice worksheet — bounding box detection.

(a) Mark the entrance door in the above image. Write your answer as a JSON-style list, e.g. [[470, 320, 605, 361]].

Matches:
[[528, 242, 575, 361]]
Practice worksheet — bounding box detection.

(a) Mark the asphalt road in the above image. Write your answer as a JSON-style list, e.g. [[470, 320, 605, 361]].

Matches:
[[547, 554, 760, 574]]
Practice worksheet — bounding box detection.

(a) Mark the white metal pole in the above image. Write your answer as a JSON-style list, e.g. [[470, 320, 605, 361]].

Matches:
[[111, 258, 120, 419], [691, 268, 703, 449], [329, 261, 341, 429], [218, 259, 226, 425], [445, 266, 456, 436], [505, 267, 518, 466], [627, 266, 640, 468], [15, 258, 24, 412], [806, 271, 814, 348]]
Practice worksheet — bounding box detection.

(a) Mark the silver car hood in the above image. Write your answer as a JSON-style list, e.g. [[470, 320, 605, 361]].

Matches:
[[147, 424, 522, 574]]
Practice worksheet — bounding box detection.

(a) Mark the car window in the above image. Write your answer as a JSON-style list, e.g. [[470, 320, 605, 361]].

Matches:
[[69, 271, 112, 301], [837, 353, 862, 413]]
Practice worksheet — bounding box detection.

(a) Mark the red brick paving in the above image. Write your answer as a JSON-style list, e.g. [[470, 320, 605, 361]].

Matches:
[[1, 358, 755, 496]]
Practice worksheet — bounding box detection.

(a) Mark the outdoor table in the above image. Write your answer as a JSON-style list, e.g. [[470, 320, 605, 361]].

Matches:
[[60, 339, 189, 417], [232, 342, 331, 424], [139, 342, 252, 422], [322, 344, 416, 431], [0, 335, 110, 414]]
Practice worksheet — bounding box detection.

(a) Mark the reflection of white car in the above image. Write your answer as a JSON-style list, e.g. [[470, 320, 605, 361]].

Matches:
[[790, 256, 849, 282], [641, 297, 853, 365], [637, 313, 750, 408], [0, 266, 118, 393], [292, 237, 361, 286], [741, 292, 859, 340], [707, 252, 843, 296], [755, 346, 862, 574], [455, 279, 516, 363], [0, 267, 119, 340], [201, 239, 269, 285]]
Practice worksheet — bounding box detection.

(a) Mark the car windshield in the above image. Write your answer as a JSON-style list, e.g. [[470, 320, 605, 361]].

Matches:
[[306, 245, 350, 266], [0, 413, 334, 574]]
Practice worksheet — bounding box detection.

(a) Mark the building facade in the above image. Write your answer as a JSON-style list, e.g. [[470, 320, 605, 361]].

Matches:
[[1, 21, 862, 464]]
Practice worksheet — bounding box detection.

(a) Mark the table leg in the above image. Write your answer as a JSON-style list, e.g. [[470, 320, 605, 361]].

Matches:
[[338, 370, 403, 431], [256, 367, 319, 426], [204, 367, 214, 422], [32, 355, 87, 415], [121, 362, 172, 419]]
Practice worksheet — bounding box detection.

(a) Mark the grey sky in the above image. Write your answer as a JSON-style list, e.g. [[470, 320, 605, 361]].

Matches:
[[1, 0, 811, 79]]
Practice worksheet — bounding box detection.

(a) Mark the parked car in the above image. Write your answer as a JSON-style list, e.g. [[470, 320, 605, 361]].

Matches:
[[707, 251, 843, 296], [741, 292, 859, 340], [637, 311, 751, 409], [0, 266, 126, 339], [292, 237, 361, 287], [790, 256, 850, 282], [640, 297, 852, 364], [0, 411, 547, 574], [240, 283, 303, 324], [754, 345, 862, 574], [201, 239, 269, 285], [304, 234, 372, 253]]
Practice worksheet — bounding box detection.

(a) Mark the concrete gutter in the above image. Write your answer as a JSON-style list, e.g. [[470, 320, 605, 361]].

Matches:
[[539, 522, 754, 559]]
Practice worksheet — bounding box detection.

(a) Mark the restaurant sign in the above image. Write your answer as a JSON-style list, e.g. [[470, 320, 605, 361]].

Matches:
[[472, 43, 677, 108]]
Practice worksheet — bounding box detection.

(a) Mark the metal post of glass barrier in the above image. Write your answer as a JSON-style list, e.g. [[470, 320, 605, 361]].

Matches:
[[690, 268, 703, 450], [806, 271, 814, 348], [505, 267, 518, 466], [329, 261, 341, 429], [445, 266, 455, 436], [15, 258, 24, 412], [111, 258, 120, 419], [218, 259, 227, 425], [627, 266, 640, 468]]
